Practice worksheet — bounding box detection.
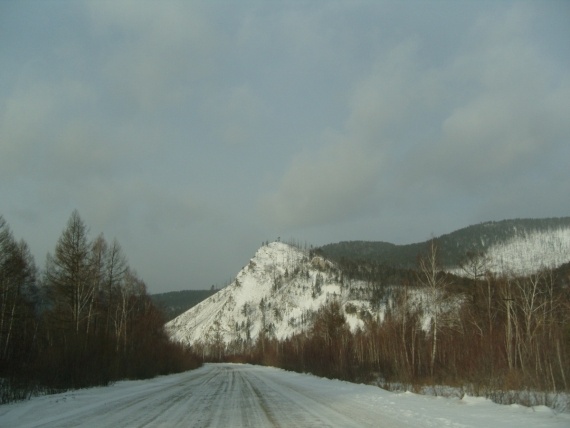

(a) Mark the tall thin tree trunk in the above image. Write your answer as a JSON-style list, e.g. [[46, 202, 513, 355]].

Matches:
[[431, 315, 437, 377]]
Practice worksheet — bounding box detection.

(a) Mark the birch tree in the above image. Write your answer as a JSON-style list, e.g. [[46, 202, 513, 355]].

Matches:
[[416, 239, 451, 377]]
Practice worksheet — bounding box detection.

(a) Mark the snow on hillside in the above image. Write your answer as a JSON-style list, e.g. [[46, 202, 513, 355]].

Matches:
[[166, 242, 372, 348], [168, 226, 570, 348], [167, 242, 469, 349], [485, 227, 570, 276]]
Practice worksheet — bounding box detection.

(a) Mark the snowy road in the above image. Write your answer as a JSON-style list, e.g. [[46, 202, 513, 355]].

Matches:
[[1, 363, 568, 427]]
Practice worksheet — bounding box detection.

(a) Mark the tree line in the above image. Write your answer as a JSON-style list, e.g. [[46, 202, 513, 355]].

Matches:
[[0, 211, 200, 403], [219, 241, 570, 405], [318, 217, 570, 268]]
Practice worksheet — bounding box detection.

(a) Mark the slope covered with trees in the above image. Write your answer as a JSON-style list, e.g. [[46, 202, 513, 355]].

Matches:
[[0, 211, 199, 403], [319, 217, 570, 268]]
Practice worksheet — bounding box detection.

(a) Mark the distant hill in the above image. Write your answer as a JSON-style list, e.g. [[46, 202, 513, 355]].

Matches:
[[318, 217, 570, 269], [151, 289, 217, 321], [166, 218, 570, 351]]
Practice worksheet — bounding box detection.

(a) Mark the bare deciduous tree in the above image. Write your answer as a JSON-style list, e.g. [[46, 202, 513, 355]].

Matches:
[[45, 210, 94, 333], [417, 239, 451, 377]]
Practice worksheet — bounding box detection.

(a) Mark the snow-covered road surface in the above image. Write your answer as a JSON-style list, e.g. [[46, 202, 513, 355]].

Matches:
[[1, 363, 568, 427]]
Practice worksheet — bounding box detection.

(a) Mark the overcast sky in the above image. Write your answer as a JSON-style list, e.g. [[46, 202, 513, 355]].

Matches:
[[1, 1, 569, 293]]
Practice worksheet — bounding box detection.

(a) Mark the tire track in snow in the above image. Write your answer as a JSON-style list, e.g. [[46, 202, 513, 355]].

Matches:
[[6, 363, 550, 427]]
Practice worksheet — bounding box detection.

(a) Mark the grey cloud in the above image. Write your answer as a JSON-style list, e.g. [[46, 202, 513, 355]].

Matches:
[[346, 38, 444, 139], [0, 80, 110, 181], [401, 4, 570, 195], [206, 85, 265, 147], [87, 1, 221, 111], [260, 131, 383, 229], [259, 38, 439, 230], [263, 1, 569, 239]]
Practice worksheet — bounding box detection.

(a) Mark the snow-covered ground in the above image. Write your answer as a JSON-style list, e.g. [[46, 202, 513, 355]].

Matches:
[[0, 364, 567, 427]]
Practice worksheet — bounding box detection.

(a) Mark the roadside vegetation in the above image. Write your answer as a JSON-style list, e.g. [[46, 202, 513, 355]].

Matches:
[[0, 211, 200, 404]]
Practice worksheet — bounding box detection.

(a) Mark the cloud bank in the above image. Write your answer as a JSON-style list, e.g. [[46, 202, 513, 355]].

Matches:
[[1, 1, 568, 291]]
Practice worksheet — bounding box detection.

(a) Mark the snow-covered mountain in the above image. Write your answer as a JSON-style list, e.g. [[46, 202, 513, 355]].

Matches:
[[166, 220, 570, 349], [166, 242, 371, 348]]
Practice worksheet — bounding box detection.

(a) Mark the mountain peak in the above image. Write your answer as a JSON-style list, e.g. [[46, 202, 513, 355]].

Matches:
[[166, 241, 358, 349]]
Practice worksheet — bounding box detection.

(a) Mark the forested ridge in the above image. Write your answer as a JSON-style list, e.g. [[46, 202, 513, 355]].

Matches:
[[0, 211, 199, 403], [319, 217, 570, 267]]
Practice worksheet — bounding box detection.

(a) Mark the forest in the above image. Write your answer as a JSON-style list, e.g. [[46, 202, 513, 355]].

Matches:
[[0, 211, 200, 403]]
